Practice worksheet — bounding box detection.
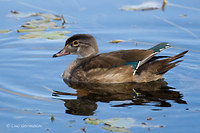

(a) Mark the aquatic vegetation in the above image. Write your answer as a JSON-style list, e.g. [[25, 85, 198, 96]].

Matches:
[[0, 29, 11, 33], [19, 31, 70, 39], [85, 117, 164, 132], [120, 0, 167, 11], [8, 10, 69, 39]]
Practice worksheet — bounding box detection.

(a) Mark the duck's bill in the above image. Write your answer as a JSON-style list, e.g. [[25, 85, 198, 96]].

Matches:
[[52, 48, 70, 58]]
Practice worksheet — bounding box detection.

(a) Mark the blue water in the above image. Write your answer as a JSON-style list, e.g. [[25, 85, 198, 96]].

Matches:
[[0, 0, 200, 133]]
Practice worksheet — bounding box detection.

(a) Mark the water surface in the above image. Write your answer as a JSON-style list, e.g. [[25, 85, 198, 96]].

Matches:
[[0, 0, 200, 133]]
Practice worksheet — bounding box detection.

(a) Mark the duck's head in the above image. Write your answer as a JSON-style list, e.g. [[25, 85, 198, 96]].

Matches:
[[53, 34, 99, 59]]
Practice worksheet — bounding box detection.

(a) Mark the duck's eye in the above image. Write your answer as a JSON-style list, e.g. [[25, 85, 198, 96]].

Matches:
[[72, 40, 79, 46]]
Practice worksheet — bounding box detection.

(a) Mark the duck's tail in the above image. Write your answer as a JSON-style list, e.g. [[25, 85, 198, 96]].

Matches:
[[135, 50, 188, 82], [155, 50, 189, 75]]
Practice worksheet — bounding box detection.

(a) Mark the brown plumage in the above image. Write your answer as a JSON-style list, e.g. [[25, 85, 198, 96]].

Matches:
[[53, 34, 188, 83]]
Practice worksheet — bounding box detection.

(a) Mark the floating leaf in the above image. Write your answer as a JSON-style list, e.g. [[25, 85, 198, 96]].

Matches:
[[0, 29, 11, 33], [22, 19, 65, 30], [102, 126, 130, 133], [25, 19, 51, 25], [19, 33, 41, 39], [9, 10, 38, 19], [51, 25, 66, 29], [22, 19, 66, 29], [38, 13, 62, 20], [102, 118, 136, 128], [9, 10, 70, 40], [9, 11, 67, 23], [85, 118, 133, 132], [109, 40, 127, 44], [85, 117, 164, 133], [22, 19, 51, 29], [120, 2, 161, 11], [19, 31, 70, 40], [85, 118, 101, 125], [23, 21, 56, 29], [40, 31, 70, 39], [17, 27, 48, 32]]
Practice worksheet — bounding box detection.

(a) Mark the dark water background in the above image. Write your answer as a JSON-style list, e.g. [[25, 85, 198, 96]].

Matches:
[[0, 0, 200, 133]]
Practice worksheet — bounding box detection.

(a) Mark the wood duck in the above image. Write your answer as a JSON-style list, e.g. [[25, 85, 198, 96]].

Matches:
[[53, 34, 188, 83]]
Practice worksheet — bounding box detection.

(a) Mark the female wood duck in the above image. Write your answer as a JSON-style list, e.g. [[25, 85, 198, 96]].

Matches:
[[53, 34, 188, 83]]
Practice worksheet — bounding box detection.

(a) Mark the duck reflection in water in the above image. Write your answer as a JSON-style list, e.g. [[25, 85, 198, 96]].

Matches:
[[52, 79, 187, 116]]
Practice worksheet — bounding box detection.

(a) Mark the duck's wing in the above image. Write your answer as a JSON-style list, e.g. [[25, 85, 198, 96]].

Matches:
[[81, 49, 152, 72], [76, 49, 155, 83], [72, 43, 171, 83], [82, 43, 171, 72]]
